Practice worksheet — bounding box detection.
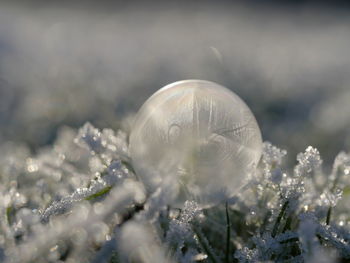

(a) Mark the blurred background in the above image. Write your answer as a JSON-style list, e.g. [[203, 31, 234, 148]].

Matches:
[[0, 0, 350, 167]]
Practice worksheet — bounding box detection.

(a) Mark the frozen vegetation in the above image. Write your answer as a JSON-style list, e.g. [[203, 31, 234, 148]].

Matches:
[[0, 122, 350, 262], [0, 2, 350, 263]]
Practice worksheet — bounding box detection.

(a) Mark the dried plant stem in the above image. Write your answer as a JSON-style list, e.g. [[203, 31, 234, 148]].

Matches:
[[225, 202, 231, 263], [326, 207, 332, 225], [192, 224, 221, 263], [271, 200, 289, 238]]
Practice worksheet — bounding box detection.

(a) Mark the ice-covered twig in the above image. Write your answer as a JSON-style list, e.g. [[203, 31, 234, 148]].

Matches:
[[5, 180, 145, 263]]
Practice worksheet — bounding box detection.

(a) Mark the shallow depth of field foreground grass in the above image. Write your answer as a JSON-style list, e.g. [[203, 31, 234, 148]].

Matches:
[[0, 122, 350, 262]]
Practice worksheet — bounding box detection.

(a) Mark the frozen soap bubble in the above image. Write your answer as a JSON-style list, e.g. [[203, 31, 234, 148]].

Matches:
[[129, 80, 262, 206]]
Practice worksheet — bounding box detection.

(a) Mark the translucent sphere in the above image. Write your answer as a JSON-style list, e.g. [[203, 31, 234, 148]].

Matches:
[[129, 80, 262, 206]]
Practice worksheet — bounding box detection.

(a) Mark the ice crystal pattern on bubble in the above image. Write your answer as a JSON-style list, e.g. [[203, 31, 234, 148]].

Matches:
[[129, 80, 263, 206]]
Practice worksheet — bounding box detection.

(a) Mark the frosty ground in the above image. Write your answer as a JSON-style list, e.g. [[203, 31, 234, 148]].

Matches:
[[0, 122, 350, 262]]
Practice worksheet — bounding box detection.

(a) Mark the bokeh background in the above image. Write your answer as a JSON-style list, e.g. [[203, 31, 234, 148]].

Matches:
[[1, 1, 350, 167]]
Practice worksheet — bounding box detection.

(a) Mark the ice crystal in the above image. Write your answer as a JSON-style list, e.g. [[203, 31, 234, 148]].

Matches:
[[319, 189, 343, 208], [75, 122, 104, 154], [166, 201, 202, 248], [75, 122, 129, 164], [294, 146, 322, 177], [234, 247, 259, 263], [262, 142, 287, 168], [298, 213, 319, 260], [330, 151, 350, 190], [1, 123, 350, 263]]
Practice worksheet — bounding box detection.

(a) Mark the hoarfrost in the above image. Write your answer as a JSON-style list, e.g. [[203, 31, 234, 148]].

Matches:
[[1, 124, 350, 262]]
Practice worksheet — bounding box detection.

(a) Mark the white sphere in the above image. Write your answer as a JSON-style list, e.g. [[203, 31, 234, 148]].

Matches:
[[129, 80, 262, 206]]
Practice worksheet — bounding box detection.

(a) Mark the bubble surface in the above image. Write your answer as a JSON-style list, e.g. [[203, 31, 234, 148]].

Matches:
[[130, 80, 262, 206]]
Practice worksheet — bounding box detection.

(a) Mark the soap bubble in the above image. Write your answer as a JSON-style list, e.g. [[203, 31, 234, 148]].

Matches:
[[130, 80, 262, 206]]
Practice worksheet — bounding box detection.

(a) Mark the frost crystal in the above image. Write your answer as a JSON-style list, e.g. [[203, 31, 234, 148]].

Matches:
[[75, 122, 104, 153], [1, 122, 350, 263], [262, 142, 287, 186], [294, 146, 322, 177], [166, 201, 201, 247], [319, 189, 343, 208], [330, 151, 350, 190], [298, 213, 319, 259], [262, 142, 287, 168], [75, 122, 129, 164]]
